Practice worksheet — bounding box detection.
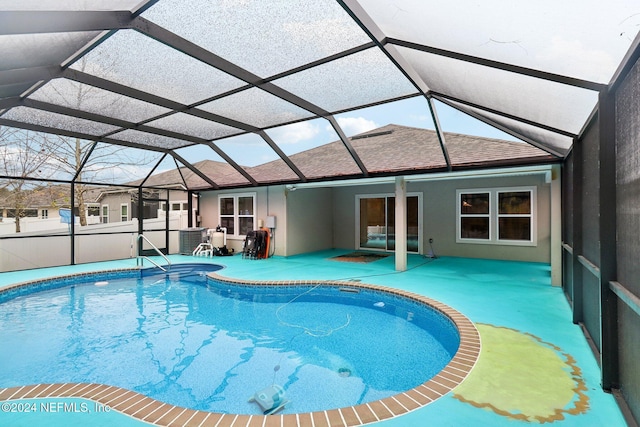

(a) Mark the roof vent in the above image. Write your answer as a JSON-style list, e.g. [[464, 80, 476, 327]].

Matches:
[[351, 130, 394, 140]]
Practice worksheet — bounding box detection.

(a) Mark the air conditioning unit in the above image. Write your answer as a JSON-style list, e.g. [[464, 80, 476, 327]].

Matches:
[[179, 227, 207, 255]]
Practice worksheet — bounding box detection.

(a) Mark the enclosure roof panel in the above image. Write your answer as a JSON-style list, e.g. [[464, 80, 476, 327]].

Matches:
[[0, 1, 637, 190], [356, 0, 638, 84], [142, 0, 372, 79]]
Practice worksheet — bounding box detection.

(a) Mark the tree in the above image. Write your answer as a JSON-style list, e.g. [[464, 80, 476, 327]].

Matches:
[[2, 44, 158, 228], [0, 127, 65, 232], [40, 57, 157, 226]]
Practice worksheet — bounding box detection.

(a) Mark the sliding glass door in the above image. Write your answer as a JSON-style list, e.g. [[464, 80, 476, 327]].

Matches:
[[357, 194, 420, 252]]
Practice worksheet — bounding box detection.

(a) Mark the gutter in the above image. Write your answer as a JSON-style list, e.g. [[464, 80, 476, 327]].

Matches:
[[285, 164, 555, 190]]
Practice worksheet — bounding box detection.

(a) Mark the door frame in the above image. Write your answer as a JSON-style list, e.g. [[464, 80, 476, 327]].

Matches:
[[355, 192, 423, 254]]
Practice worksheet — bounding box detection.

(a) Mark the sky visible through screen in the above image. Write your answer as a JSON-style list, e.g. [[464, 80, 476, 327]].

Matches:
[[175, 97, 520, 168], [0, 93, 524, 186]]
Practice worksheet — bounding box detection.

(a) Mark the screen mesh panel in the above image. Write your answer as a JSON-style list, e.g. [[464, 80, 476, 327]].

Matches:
[[109, 129, 195, 149], [199, 88, 314, 129], [142, 0, 371, 78], [145, 113, 243, 141], [29, 79, 171, 123], [359, 0, 639, 83], [615, 57, 640, 294], [71, 30, 246, 105], [396, 46, 599, 135], [0, 32, 100, 72], [273, 47, 418, 112], [436, 96, 572, 157], [580, 119, 600, 264], [3, 106, 120, 136]]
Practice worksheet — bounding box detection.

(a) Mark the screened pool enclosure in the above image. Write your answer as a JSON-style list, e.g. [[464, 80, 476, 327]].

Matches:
[[1, 1, 640, 424]]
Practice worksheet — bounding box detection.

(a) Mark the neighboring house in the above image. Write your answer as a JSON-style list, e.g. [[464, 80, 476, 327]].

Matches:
[[0, 184, 104, 234], [92, 159, 240, 226], [0, 184, 68, 222], [194, 125, 561, 280]]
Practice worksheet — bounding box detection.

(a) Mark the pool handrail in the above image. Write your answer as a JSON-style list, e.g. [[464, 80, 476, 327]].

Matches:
[[134, 234, 171, 272]]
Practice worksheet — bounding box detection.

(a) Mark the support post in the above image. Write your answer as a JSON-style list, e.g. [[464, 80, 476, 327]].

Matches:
[[572, 136, 584, 324], [70, 182, 76, 265], [598, 89, 618, 391], [550, 165, 562, 286], [395, 176, 407, 272], [137, 186, 143, 256], [165, 189, 170, 254]]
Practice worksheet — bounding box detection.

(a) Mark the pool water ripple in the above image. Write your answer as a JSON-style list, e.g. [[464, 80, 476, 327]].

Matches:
[[0, 265, 480, 426]]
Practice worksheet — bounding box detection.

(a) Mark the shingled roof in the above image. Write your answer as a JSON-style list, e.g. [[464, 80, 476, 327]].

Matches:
[[246, 124, 556, 183], [132, 159, 245, 189]]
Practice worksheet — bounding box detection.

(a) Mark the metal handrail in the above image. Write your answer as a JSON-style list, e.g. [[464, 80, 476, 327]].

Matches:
[[134, 234, 171, 272]]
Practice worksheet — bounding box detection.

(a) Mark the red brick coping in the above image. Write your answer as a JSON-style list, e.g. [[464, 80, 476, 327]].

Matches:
[[0, 271, 480, 426]]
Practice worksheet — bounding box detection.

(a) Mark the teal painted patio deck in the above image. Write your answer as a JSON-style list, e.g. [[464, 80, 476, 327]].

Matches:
[[0, 251, 627, 426]]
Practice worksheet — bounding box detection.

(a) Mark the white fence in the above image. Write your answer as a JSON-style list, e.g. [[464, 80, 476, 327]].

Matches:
[[0, 216, 185, 273], [0, 216, 101, 235]]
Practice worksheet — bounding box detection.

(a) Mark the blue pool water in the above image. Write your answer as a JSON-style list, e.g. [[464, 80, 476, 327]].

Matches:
[[0, 264, 459, 415]]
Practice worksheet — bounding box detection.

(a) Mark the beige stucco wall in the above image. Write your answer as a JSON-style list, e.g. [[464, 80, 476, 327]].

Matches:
[[99, 193, 132, 223], [199, 186, 288, 255], [332, 173, 552, 263], [284, 187, 333, 256], [199, 171, 553, 263]]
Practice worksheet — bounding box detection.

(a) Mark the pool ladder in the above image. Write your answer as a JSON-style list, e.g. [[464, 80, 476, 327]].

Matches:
[[133, 234, 171, 272]]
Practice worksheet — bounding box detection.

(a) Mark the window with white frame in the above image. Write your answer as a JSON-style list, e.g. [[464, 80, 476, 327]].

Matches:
[[41, 209, 48, 219], [457, 187, 535, 245], [168, 201, 189, 211], [459, 191, 490, 240], [218, 193, 255, 237], [87, 204, 100, 217], [101, 204, 109, 224], [120, 204, 129, 222]]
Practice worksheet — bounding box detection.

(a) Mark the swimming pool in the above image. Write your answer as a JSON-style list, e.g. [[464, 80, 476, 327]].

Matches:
[[0, 263, 479, 424]]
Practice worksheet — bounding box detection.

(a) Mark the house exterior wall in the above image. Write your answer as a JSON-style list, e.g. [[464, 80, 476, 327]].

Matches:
[[99, 193, 131, 223], [333, 173, 552, 263], [200, 171, 552, 263], [199, 186, 333, 257], [199, 186, 287, 255], [285, 187, 333, 256]]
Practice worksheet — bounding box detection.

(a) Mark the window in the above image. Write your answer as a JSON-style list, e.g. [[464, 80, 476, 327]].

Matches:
[[457, 187, 535, 245], [168, 201, 189, 211], [459, 192, 490, 240], [101, 204, 109, 224], [41, 209, 48, 219], [498, 191, 532, 241], [120, 204, 129, 222], [218, 193, 255, 237], [87, 205, 100, 217]]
